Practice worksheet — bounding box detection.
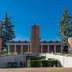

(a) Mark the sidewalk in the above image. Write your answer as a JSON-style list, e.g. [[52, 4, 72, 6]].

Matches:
[[0, 68, 72, 72]]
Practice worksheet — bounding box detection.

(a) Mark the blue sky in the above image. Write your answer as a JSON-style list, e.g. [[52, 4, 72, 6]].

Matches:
[[0, 0, 72, 41]]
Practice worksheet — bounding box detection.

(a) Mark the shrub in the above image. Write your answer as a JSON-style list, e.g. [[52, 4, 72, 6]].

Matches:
[[27, 60, 57, 67], [55, 52, 62, 55], [42, 60, 57, 67], [8, 52, 13, 55], [24, 52, 32, 54], [66, 54, 72, 56], [27, 60, 31, 67], [42, 60, 48, 67], [27, 60, 41, 67]]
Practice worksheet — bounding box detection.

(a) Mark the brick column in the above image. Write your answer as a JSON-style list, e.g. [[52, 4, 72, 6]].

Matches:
[[0, 38, 2, 52], [68, 37, 72, 54], [30, 25, 40, 53]]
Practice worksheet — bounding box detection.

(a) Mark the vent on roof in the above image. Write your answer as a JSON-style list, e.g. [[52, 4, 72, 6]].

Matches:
[[18, 40, 21, 43], [49, 41, 53, 43], [12, 41, 15, 43], [23, 40, 27, 43], [55, 41, 59, 43]]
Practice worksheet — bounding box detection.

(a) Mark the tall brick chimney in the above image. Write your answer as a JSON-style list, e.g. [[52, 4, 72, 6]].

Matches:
[[30, 24, 40, 53], [0, 38, 2, 52]]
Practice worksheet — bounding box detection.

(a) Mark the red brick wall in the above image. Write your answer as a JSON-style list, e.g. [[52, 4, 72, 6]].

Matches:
[[49, 45, 54, 52], [38, 45, 41, 53], [23, 45, 28, 53], [10, 45, 14, 52], [16, 45, 21, 52], [68, 38, 72, 48], [68, 38, 72, 53], [43, 45, 47, 53], [9, 45, 62, 53], [56, 45, 61, 52], [30, 25, 40, 53]]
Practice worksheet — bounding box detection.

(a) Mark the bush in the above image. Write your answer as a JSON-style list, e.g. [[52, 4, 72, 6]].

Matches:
[[66, 54, 72, 56], [8, 52, 13, 55], [27, 60, 31, 67], [24, 52, 32, 54], [55, 52, 62, 55], [27, 60, 57, 67], [42, 60, 57, 67], [27, 60, 41, 67], [42, 60, 48, 67]]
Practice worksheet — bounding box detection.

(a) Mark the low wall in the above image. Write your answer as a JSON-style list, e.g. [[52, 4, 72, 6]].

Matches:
[[0, 54, 72, 67], [0, 54, 26, 68], [46, 54, 72, 67]]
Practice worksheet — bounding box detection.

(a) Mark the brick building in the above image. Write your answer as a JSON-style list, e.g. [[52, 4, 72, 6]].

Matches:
[[6, 24, 63, 53]]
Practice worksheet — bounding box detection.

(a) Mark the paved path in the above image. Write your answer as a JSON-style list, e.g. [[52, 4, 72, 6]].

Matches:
[[0, 68, 72, 72]]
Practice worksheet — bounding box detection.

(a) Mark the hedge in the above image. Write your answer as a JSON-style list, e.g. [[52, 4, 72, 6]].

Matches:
[[27, 60, 57, 67]]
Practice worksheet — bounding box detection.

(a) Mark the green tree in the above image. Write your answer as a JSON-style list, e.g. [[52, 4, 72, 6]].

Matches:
[[1, 12, 15, 51], [0, 21, 2, 38], [57, 9, 72, 53]]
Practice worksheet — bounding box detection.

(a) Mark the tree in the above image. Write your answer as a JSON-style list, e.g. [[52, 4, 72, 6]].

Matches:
[[1, 12, 15, 51], [57, 9, 72, 53], [0, 21, 2, 38]]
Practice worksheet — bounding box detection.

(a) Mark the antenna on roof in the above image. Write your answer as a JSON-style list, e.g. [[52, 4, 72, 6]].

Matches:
[[34, 23, 36, 26]]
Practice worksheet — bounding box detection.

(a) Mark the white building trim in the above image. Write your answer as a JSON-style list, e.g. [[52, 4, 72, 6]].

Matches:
[[54, 45, 56, 53], [6, 43, 63, 46], [14, 45, 16, 53], [8, 45, 9, 53], [21, 45, 23, 53], [41, 45, 43, 53], [28, 45, 30, 52], [47, 45, 49, 52]]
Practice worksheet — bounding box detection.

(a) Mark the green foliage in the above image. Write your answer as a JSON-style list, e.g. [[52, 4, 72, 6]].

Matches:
[[66, 54, 72, 56], [55, 52, 63, 55], [27, 60, 31, 67], [8, 52, 13, 55], [57, 8, 72, 52], [0, 12, 15, 50], [24, 52, 32, 54], [41, 60, 48, 67], [27, 60, 57, 67], [42, 60, 57, 67], [27, 60, 41, 67]]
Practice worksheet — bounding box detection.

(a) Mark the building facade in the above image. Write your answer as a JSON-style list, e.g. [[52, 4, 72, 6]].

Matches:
[[7, 41, 63, 53], [6, 24, 63, 53]]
